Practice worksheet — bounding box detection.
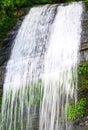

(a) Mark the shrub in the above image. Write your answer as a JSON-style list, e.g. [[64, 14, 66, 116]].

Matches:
[[67, 98, 87, 121], [78, 62, 88, 75]]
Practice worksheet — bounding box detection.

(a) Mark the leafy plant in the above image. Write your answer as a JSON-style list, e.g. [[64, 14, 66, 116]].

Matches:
[[84, 0, 88, 8], [78, 62, 88, 75], [67, 98, 87, 121]]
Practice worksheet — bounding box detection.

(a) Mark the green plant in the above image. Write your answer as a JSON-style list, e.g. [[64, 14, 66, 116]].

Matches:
[[0, 0, 53, 45], [78, 62, 88, 75], [84, 0, 88, 8], [78, 61, 88, 93], [0, 0, 88, 47], [67, 98, 87, 121]]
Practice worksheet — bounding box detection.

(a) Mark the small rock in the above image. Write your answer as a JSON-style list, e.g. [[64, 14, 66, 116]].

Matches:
[[14, 10, 25, 18], [85, 121, 88, 126], [79, 122, 85, 126]]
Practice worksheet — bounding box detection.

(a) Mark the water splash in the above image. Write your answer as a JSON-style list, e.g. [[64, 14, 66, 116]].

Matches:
[[0, 2, 83, 130]]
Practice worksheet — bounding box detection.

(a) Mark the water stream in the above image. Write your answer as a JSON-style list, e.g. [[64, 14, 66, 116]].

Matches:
[[0, 2, 83, 130]]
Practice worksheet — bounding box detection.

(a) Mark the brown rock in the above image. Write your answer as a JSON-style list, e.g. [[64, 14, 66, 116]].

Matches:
[[14, 10, 25, 17]]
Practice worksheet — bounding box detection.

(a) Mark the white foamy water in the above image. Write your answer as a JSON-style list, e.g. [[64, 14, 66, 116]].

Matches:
[[0, 2, 83, 130], [39, 2, 83, 130]]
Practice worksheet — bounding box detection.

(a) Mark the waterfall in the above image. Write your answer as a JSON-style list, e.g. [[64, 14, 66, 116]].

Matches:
[[0, 2, 83, 130]]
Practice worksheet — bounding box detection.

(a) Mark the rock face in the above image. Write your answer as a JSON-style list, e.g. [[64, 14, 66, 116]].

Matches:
[[0, 8, 30, 96], [0, 64, 6, 95], [80, 5, 88, 62], [0, 16, 25, 95]]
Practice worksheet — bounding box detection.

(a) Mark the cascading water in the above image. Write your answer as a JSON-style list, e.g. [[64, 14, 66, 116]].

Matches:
[[39, 3, 83, 130], [0, 2, 83, 130]]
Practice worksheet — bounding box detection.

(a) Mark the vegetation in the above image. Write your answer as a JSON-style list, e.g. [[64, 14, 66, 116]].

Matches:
[[67, 62, 88, 121], [67, 98, 87, 121], [0, 0, 88, 47], [78, 62, 88, 75], [0, 0, 52, 47], [77, 62, 88, 118], [78, 62, 88, 94]]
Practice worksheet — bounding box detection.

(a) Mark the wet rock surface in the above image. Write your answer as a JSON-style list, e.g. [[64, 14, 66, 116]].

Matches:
[[0, 16, 25, 95], [73, 125, 88, 130], [80, 6, 88, 62], [0, 8, 30, 95], [73, 117, 88, 130]]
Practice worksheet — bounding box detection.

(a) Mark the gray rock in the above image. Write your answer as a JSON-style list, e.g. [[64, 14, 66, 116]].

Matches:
[[0, 16, 24, 96], [80, 4, 88, 62]]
